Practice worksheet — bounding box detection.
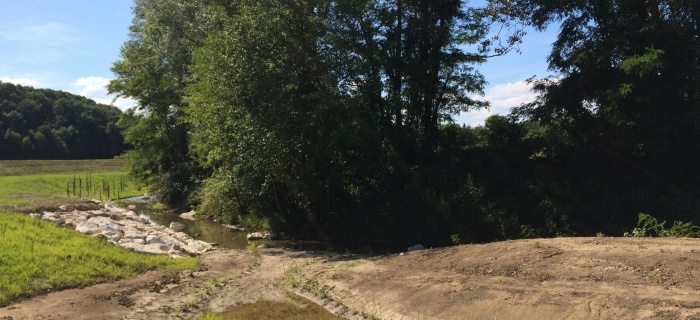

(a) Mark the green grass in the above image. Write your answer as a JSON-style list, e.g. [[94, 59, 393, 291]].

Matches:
[[0, 212, 199, 306], [0, 171, 144, 206], [0, 160, 144, 209]]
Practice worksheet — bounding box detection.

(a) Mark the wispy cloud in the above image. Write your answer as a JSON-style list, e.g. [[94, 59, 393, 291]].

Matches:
[[0, 22, 78, 46], [0, 77, 40, 87], [72, 76, 137, 110], [0, 22, 80, 67], [457, 80, 537, 127]]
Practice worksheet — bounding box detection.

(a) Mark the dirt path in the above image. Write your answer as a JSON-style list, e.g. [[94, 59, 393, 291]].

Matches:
[[3, 237, 700, 319]]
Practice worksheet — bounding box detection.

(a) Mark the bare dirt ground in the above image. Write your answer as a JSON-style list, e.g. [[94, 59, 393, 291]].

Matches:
[[3, 237, 700, 319]]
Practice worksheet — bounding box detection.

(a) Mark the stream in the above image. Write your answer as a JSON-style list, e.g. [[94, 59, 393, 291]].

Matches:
[[122, 196, 249, 249], [122, 196, 399, 254]]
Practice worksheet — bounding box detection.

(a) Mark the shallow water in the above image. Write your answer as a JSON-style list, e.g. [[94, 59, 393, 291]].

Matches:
[[121, 198, 249, 249], [121, 197, 402, 254]]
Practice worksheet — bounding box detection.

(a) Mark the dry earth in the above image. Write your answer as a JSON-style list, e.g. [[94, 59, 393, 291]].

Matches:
[[3, 237, 700, 319]]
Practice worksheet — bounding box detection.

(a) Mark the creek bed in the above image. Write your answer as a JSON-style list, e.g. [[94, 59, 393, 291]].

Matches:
[[122, 197, 249, 249]]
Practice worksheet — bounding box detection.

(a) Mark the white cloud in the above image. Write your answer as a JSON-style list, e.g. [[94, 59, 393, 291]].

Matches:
[[72, 76, 137, 110], [0, 77, 40, 87], [0, 22, 78, 46], [457, 80, 537, 127]]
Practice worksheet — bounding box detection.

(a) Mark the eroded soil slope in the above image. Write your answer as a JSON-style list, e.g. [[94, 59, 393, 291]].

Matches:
[[300, 237, 700, 319]]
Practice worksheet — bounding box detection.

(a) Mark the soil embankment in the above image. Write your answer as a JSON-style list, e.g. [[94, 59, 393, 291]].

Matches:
[[2, 237, 700, 319]]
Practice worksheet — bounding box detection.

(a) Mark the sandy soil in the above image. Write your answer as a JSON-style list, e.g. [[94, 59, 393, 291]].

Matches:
[[3, 237, 700, 319]]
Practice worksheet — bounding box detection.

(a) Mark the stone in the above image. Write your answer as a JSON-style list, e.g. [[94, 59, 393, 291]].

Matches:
[[407, 244, 425, 252], [119, 238, 146, 245], [127, 205, 137, 210], [185, 240, 212, 254], [124, 229, 148, 240], [75, 221, 101, 235], [101, 230, 123, 242], [247, 232, 265, 241], [118, 219, 142, 228], [88, 217, 122, 234], [171, 232, 192, 243], [146, 235, 167, 245], [179, 211, 196, 221], [29, 213, 41, 219], [121, 242, 170, 255], [169, 222, 186, 231]]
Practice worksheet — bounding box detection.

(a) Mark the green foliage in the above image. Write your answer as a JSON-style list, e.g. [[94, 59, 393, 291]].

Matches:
[[624, 213, 700, 238], [0, 82, 125, 160], [108, 0, 215, 209], [106, 0, 700, 246], [0, 212, 198, 306], [450, 234, 461, 246]]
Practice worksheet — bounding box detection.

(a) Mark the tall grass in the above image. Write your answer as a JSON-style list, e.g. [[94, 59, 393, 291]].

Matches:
[[0, 172, 143, 206], [0, 212, 199, 306]]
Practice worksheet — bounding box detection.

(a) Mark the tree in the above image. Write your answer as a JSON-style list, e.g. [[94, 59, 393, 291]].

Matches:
[[509, 0, 700, 234], [108, 0, 225, 207], [0, 81, 124, 160]]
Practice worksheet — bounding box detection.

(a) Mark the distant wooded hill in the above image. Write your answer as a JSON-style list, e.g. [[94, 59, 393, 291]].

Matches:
[[0, 81, 125, 160]]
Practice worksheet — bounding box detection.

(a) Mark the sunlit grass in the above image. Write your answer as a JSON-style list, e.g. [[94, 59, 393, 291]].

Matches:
[[0, 212, 199, 306], [0, 172, 144, 207]]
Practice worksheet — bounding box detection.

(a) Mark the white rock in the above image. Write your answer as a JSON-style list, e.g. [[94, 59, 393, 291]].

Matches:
[[119, 238, 146, 245], [146, 235, 167, 245], [124, 229, 148, 239], [179, 211, 196, 221], [117, 219, 142, 228], [247, 232, 265, 241], [169, 222, 186, 231], [121, 243, 170, 254], [89, 217, 122, 234], [127, 205, 137, 210], [75, 221, 101, 235], [185, 240, 212, 254], [41, 212, 60, 221], [171, 232, 192, 243], [101, 230, 123, 242]]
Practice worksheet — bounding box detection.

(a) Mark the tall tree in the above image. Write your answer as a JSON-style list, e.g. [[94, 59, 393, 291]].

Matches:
[[108, 0, 226, 206], [510, 0, 700, 233]]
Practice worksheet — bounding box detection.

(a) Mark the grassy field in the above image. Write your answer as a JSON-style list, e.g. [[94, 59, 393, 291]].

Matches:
[[0, 160, 143, 209], [0, 159, 127, 176], [0, 160, 198, 307], [0, 213, 198, 306]]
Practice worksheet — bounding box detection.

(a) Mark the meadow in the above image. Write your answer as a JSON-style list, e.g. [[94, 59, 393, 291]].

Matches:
[[0, 160, 142, 209], [0, 160, 199, 306]]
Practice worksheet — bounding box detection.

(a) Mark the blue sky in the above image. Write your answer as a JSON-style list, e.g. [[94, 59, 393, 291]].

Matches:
[[0, 0, 558, 126]]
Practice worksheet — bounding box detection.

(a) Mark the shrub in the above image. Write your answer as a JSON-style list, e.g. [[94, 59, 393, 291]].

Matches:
[[624, 213, 700, 238]]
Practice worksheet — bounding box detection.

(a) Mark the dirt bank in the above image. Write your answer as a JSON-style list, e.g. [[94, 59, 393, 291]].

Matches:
[[3, 237, 700, 319]]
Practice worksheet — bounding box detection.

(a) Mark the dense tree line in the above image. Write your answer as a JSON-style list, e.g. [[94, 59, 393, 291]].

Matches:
[[110, 0, 699, 246], [0, 82, 125, 160]]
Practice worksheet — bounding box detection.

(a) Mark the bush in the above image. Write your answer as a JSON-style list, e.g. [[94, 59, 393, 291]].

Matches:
[[624, 213, 700, 238]]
